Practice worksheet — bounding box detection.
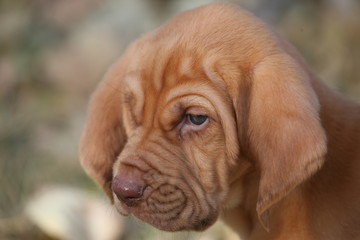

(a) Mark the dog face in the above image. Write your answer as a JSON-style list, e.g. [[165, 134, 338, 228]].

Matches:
[[115, 60, 237, 230], [80, 4, 327, 232], [90, 42, 240, 231]]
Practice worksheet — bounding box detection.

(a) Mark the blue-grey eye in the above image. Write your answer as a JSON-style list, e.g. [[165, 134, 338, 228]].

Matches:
[[187, 114, 208, 125]]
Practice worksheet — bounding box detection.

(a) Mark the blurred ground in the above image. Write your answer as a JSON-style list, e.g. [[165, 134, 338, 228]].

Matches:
[[0, 0, 359, 239]]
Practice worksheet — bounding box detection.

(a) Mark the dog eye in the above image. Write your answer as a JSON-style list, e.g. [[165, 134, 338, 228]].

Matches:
[[187, 114, 208, 126]]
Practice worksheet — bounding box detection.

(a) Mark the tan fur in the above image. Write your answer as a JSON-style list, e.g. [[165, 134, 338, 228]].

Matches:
[[80, 3, 360, 239]]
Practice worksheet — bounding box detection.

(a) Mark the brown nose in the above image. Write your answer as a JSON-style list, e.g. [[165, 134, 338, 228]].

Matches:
[[112, 173, 145, 207]]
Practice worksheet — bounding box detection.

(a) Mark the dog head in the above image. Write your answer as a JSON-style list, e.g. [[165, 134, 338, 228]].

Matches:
[[80, 3, 327, 232]]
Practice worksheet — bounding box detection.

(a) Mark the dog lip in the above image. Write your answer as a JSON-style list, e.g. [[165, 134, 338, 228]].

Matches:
[[115, 205, 131, 216], [192, 216, 217, 231], [113, 194, 131, 216]]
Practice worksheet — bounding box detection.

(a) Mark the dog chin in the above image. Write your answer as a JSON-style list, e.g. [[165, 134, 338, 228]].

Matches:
[[114, 196, 218, 232], [133, 206, 219, 232]]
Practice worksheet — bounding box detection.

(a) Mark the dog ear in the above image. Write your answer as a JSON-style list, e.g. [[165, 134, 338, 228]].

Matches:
[[79, 59, 127, 201], [246, 54, 327, 230]]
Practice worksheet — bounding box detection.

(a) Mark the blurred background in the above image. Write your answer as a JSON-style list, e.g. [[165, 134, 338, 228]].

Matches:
[[0, 0, 359, 239]]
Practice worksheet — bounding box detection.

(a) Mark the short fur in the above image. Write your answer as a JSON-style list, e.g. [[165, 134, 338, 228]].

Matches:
[[80, 3, 360, 239]]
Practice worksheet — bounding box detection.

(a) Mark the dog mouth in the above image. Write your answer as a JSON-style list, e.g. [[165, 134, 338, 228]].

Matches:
[[113, 183, 218, 231]]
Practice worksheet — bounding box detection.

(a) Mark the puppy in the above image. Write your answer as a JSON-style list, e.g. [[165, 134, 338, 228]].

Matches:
[[80, 3, 360, 239]]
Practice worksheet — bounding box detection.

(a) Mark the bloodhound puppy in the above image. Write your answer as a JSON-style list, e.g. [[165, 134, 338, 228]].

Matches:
[[80, 3, 360, 240]]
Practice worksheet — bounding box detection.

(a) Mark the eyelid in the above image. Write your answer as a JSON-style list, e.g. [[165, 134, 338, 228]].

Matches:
[[159, 94, 215, 132], [185, 106, 210, 116]]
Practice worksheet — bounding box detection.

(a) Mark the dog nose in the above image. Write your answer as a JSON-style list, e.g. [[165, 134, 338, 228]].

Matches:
[[112, 173, 145, 207]]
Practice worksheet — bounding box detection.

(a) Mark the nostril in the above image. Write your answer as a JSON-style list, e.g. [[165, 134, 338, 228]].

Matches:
[[112, 174, 145, 207]]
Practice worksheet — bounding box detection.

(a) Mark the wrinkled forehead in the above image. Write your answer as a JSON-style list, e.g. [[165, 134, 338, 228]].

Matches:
[[122, 39, 228, 104], [125, 42, 204, 87]]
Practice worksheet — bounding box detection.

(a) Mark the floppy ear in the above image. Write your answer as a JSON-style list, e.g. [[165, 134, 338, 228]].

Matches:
[[79, 59, 127, 200], [246, 54, 327, 230]]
